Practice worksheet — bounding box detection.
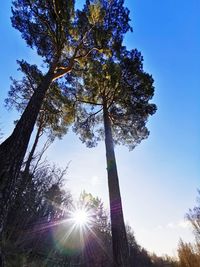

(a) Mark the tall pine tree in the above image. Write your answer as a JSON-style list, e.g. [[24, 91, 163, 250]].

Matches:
[[0, 1, 131, 265], [73, 49, 156, 267]]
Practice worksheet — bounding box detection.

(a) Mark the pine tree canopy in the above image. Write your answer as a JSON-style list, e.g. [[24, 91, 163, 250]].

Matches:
[[11, 0, 131, 78], [73, 49, 157, 149], [5, 60, 74, 139]]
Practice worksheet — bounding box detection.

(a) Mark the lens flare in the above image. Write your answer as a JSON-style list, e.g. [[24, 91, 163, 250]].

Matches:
[[51, 205, 95, 256], [72, 209, 89, 227]]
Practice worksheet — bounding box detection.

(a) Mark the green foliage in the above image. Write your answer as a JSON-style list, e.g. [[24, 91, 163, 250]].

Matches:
[[4, 155, 175, 267], [1, 2, 161, 266], [5, 161, 72, 265], [79, 191, 110, 234], [11, 0, 75, 63], [11, 0, 131, 67], [73, 49, 156, 150], [88, 1, 105, 24], [5, 60, 74, 139], [7, 0, 133, 143]]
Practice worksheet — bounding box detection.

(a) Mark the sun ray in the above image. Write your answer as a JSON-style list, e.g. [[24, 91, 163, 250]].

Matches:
[[71, 208, 89, 226], [86, 225, 112, 261]]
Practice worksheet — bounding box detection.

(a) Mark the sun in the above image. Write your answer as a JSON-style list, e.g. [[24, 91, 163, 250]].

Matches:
[[71, 208, 90, 227]]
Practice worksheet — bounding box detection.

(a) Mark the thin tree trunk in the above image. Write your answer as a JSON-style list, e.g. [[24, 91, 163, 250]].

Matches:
[[103, 101, 130, 267], [0, 65, 56, 267], [14, 122, 43, 206], [23, 120, 43, 177], [4, 123, 43, 247]]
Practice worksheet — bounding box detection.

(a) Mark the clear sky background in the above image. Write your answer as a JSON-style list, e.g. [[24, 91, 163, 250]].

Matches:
[[0, 0, 200, 257]]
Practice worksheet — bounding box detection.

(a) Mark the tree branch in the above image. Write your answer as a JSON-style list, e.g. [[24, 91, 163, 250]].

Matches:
[[52, 24, 101, 81], [81, 107, 103, 126], [73, 92, 102, 106]]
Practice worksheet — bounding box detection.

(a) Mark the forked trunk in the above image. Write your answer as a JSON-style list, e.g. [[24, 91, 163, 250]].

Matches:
[[0, 66, 55, 267], [103, 101, 130, 267]]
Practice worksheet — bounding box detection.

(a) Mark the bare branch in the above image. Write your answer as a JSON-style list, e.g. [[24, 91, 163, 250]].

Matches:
[[32, 138, 53, 175]]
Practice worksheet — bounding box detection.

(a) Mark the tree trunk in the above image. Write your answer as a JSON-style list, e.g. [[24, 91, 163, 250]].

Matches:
[[23, 120, 43, 177], [13, 122, 43, 208], [103, 101, 130, 267], [0, 65, 55, 267]]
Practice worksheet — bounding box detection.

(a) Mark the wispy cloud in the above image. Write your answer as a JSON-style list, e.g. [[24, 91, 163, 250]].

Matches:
[[177, 220, 190, 229], [156, 220, 191, 231]]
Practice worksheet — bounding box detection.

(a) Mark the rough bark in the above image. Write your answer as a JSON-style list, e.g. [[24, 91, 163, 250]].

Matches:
[[0, 65, 55, 267], [103, 101, 130, 267]]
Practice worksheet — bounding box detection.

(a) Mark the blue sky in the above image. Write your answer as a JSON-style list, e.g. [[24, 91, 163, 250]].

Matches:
[[0, 0, 200, 257]]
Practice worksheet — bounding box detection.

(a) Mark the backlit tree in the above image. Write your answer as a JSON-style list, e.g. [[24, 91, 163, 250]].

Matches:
[[73, 49, 156, 266], [0, 1, 131, 264]]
